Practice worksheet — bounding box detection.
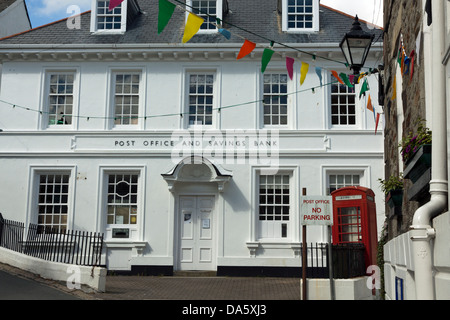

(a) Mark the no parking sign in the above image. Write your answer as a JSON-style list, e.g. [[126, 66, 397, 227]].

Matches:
[[300, 196, 333, 226]]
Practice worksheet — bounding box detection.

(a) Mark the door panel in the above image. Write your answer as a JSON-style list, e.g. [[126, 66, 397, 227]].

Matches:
[[179, 196, 215, 270]]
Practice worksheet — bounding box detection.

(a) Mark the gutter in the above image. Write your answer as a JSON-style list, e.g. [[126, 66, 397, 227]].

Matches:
[[410, 0, 448, 300]]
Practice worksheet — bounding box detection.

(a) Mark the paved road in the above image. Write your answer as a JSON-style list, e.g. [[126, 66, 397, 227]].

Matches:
[[0, 269, 80, 300]]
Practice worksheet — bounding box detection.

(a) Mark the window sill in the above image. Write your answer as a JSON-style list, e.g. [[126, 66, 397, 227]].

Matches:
[[246, 241, 300, 257]]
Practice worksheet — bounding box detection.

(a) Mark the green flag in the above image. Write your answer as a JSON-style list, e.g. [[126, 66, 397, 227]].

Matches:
[[261, 48, 274, 73], [158, 0, 176, 34], [339, 73, 354, 88], [359, 78, 370, 99]]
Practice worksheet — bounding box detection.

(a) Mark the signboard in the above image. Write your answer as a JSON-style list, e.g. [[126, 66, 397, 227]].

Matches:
[[300, 196, 333, 226]]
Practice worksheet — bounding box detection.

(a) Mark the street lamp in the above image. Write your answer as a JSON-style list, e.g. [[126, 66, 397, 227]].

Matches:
[[339, 15, 375, 76]]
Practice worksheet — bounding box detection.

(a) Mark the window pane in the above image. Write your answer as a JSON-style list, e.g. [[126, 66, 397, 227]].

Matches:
[[107, 173, 139, 225], [263, 73, 289, 126], [188, 73, 214, 126], [114, 73, 140, 126], [47, 73, 74, 126], [37, 173, 70, 232]]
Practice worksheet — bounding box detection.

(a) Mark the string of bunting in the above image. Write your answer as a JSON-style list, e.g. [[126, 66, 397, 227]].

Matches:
[[0, 0, 382, 133], [156, 0, 378, 95]]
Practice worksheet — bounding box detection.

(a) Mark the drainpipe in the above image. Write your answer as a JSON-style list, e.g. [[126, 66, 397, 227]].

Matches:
[[410, 0, 448, 300]]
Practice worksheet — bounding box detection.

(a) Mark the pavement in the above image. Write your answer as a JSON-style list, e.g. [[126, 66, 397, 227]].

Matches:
[[0, 263, 301, 301]]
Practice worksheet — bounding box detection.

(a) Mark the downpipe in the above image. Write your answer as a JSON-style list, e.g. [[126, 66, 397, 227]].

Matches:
[[410, 182, 447, 300], [410, 0, 447, 300]]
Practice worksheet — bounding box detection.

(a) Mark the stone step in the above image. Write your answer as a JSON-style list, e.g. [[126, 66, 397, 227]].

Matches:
[[173, 271, 217, 277]]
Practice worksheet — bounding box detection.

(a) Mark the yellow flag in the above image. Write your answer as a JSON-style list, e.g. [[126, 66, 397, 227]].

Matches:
[[391, 75, 396, 100], [182, 13, 204, 43], [300, 62, 309, 85]]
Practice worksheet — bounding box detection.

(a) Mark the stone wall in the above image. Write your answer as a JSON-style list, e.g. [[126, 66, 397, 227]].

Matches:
[[383, 0, 428, 240]]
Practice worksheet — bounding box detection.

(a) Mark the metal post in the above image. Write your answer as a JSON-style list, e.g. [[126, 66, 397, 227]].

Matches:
[[328, 225, 335, 300], [302, 188, 307, 300]]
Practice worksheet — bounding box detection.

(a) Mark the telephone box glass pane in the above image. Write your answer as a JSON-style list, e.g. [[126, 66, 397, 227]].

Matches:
[[338, 206, 362, 243]]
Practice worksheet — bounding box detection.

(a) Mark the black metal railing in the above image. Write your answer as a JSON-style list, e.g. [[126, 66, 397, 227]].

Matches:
[[0, 213, 103, 267], [301, 242, 366, 279]]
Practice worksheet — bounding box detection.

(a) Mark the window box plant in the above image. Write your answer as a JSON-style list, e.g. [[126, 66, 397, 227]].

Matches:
[[379, 174, 404, 209], [399, 119, 432, 183]]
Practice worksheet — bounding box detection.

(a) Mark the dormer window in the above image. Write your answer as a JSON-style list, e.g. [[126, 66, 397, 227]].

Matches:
[[187, 0, 224, 32], [91, 0, 140, 34], [97, 0, 123, 30], [281, 0, 319, 32], [91, 0, 131, 33]]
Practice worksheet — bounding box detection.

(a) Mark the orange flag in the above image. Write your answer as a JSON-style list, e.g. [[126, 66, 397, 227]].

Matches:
[[367, 94, 374, 112], [331, 71, 344, 85], [237, 40, 256, 60]]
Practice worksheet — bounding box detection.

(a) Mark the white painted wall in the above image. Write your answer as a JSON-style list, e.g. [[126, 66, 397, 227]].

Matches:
[[0, 54, 385, 271]]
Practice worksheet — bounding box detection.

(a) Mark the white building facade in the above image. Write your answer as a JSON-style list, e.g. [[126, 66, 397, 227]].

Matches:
[[0, 0, 384, 275]]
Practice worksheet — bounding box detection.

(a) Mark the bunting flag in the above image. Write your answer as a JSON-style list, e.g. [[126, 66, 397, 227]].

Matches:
[[158, 0, 176, 34], [286, 57, 295, 80], [219, 28, 231, 40], [109, 0, 124, 11], [182, 13, 204, 43], [357, 73, 366, 84], [331, 71, 344, 85], [403, 55, 410, 75], [367, 94, 374, 112], [300, 62, 309, 85], [237, 40, 256, 60], [409, 50, 415, 80], [375, 113, 381, 134], [261, 48, 275, 73], [391, 75, 397, 100], [359, 78, 369, 99], [339, 73, 354, 88], [349, 74, 355, 85], [315, 67, 323, 86]]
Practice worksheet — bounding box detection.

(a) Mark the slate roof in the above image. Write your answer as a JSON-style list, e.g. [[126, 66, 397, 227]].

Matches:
[[0, 0, 382, 45]]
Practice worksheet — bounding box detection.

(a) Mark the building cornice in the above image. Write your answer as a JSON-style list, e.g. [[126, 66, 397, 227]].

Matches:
[[0, 42, 383, 63]]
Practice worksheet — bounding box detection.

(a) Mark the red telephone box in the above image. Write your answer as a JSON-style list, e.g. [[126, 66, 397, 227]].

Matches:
[[331, 187, 378, 268]]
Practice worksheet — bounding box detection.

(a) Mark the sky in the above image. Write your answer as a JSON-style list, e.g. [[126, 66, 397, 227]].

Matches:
[[25, 0, 384, 29]]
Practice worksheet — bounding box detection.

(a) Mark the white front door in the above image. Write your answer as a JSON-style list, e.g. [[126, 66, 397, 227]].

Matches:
[[179, 195, 215, 271]]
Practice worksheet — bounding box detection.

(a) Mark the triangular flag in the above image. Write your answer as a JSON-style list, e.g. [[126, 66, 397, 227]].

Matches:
[[339, 73, 354, 88], [367, 94, 374, 112], [219, 28, 231, 40], [391, 75, 397, 100], [359, 78, 369, 99], [237, 40, 256, 60], [403, 55, 410, 75], [261, 48, 275, 73], [357, 73, 365, 84], [349, 74, 355, 85], [182, 13, 204, 43], [109, 0, 124, 11], [315, 67, 323, 86], [286, 57, 295, 80], [331, 71, 344, 85], [158, 0, 176, 34], [300, 62, 309, 85], [375, 113, 381, 134], [410, 50, 415, 80]]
